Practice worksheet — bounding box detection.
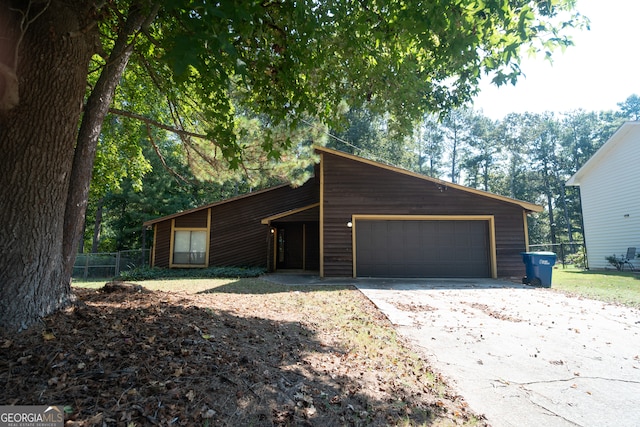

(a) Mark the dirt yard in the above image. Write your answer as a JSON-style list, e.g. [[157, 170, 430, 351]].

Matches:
[[0, 280, 484, 426]]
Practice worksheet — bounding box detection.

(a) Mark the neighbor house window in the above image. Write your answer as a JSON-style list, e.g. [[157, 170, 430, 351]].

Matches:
[[173, 230, 207, 265]]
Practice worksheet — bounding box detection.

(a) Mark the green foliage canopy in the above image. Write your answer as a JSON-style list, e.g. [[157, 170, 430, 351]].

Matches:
[[105, 0, 583, 169]]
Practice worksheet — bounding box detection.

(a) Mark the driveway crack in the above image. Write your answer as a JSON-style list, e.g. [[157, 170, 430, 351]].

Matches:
[[524, 392, 585, 427], [515, 376, 640, 386]]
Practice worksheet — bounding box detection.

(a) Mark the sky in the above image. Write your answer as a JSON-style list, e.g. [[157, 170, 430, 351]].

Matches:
[[472, 0, 640, 120]]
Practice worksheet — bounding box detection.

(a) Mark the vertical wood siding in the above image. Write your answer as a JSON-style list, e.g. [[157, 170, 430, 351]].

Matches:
[[210, 181, 318, 267], [153, 220, 172, 268], [174, 209, 208, 228], [151, 179, 319, 269], [322, 153, 528, 277]]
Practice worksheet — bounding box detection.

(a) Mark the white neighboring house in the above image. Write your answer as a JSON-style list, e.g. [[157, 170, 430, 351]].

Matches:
[[566, 121, 640, 270]]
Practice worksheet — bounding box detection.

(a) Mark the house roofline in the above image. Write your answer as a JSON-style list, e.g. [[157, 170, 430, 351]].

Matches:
[[314, 146, 544, 213], [566, 121, 640, 187], [143, 182, 293, 227], [144, 144, 544, 229]]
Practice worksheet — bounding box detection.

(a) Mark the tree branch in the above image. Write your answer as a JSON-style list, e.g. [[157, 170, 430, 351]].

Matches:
[[131, 54, 252, 179], [10, 0, 51, 70], [1, 0, 50, 110], [108, 108, 211, 140], [144, 123, 191, 184]]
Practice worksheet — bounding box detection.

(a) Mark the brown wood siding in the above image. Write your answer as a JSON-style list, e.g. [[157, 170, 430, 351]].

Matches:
[[322, 153, 528, 277], [150, 179, 319, 269], [153, 220, 172, 268], [494, 213, 527, 276], [208, 179, 319, 267], [174, 209, 208, 228]]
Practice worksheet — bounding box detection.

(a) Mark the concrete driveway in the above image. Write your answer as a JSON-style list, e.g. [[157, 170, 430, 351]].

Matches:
[[355, 279, 640, 427]]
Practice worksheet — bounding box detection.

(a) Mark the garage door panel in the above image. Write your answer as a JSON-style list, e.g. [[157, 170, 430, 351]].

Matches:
[[356, 220, 490, 278], [422, 244, 440, 258]]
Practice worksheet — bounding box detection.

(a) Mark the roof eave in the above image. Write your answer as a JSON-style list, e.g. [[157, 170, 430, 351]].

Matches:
[[565, 121, 640, 188], [142, 182, 292, 227], [260, 203, 320, 225]]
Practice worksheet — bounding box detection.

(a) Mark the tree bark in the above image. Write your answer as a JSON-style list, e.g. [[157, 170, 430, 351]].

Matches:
[[0, 1, 158, 330], [0, 1, 95, 330]]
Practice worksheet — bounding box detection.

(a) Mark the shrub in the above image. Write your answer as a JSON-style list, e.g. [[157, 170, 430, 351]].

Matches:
[[565, 247, 587, 269], [605, 255, 620, 270], [117, 266, 265, 281]]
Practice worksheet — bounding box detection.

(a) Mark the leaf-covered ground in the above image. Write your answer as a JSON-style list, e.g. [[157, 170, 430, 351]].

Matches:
[[1, 280, 486, 426]]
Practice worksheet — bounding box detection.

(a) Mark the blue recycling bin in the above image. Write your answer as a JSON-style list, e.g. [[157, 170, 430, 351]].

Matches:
[[521, 251, 557, 287]]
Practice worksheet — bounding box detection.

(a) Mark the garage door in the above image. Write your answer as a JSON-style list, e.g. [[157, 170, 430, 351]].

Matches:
[[355, 220, 490, 278]]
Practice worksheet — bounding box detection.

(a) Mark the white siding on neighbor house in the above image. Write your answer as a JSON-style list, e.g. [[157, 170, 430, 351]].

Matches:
[[568, 123, 640, 269]]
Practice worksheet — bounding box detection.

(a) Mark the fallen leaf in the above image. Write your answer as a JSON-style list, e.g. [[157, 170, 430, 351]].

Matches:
[[42, 332, 56, 341]]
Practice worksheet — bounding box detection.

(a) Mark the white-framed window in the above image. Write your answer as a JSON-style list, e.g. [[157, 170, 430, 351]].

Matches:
[[173, 230, 207, 265]]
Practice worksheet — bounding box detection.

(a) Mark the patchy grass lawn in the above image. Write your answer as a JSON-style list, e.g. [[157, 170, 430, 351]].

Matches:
[[552, 267, 640, 307], [74, 277, 240, 294], [0, 278, 484, 426]]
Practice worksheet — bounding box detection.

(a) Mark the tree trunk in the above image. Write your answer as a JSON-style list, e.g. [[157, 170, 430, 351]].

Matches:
[[558, 180, 574, 245], [0, 1, 95, 330], [482, 155, 490, 191], [542, 161, 557, 245], [62, 2, 158, 280], [0, 1, 158, 330], [91, 199, 104, 253], [450, 127, 458, 184]]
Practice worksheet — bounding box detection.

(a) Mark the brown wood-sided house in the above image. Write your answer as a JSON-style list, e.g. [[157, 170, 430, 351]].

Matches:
[[144, 147, 543, 278]]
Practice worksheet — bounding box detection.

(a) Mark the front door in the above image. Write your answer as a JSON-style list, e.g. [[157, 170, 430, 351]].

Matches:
[[276, 223, 304, 269]]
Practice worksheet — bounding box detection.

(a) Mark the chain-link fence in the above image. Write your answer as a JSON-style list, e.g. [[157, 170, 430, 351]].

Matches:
[[72, 249, 151, 280], [528, 242, 587, 269]]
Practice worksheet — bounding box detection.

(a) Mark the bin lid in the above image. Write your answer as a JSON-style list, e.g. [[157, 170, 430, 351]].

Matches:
[[522, 251, 556, 256]]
